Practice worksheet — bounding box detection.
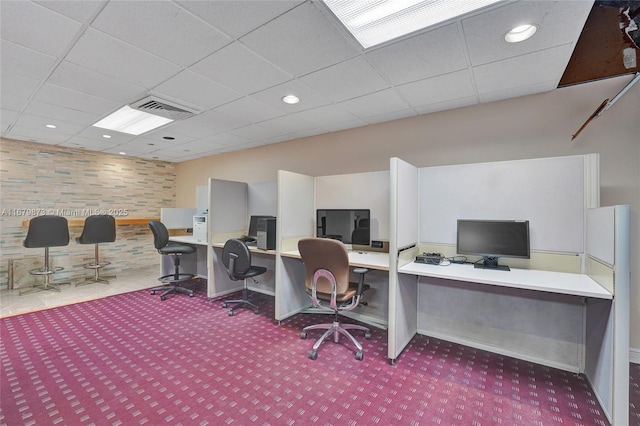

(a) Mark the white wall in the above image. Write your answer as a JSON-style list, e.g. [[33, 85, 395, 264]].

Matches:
[[176, 75, 640, 352]]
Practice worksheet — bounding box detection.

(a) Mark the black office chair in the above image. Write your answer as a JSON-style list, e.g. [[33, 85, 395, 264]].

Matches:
[[298, 237, 371, 361], [76, 215, 116, 286], [221, 238, 266, 316], [149, 220, 196, 300], [21, 215, 71, 295]]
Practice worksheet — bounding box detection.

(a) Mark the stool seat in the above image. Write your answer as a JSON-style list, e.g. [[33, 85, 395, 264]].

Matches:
[[75, 215, 116, 286], [21, 215, 70, 295], [149, 221, 196, 300]]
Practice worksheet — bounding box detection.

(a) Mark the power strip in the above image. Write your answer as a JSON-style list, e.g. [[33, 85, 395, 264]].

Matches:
[[415, 252, 443, 264]]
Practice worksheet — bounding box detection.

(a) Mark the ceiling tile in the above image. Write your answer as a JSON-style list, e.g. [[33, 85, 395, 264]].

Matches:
[[396, 70, 476, 108], [34, 83, 121, 116], [23, 99, 100, 126], [35, 0, 107, 23], [299, 56, 390, 103], [1, 109, 19, 133], [151, 70, 242, 111], [66, 28, 181, 88], [338, 89, 412, 119], [13, 112, 85, 135], [92, 1, 231, 67], [214, 97, 285, 124], [1, 40, 57, 81], [292, 104, 359, 128], [177, 0, 302, 39], [190, 42, 292, 95], [0, 72, 41, 111], [240, 2, 358, 76], [0, 1, 82, 56], [367, 23, 468, 85], [462, 0, 594, 66], [48, 61, 146, 103], [478, 81, 556, 104], [6, 124, 72, 144], [473, 44, 574, 94], [413, 96, 477, 115]]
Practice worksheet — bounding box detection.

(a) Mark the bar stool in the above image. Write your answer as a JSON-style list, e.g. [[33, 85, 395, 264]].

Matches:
[[76, 215, 116, 286], [21, 215, 71, 295]]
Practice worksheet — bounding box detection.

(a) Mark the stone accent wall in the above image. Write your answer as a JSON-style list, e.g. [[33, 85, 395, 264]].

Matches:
[[0, 138, 175, 289]]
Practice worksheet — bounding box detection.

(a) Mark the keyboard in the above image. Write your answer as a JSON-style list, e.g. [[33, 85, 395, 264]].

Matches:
[[239, 236, 256, 243]]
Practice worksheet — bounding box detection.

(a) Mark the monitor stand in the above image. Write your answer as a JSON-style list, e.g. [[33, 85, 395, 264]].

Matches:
[[474, 256, 510, 271]]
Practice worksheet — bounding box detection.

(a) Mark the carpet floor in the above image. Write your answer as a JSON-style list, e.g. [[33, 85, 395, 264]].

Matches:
[[0, 279, 624, 425]]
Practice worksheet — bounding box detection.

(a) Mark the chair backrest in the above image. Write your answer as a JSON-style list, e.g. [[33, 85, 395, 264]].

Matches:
[[148, 221, 169, 251], [222, 239, 252, 280], [298, 238, 350, 295], [78, 215, 116, 244], [23, 215, 69, 248]]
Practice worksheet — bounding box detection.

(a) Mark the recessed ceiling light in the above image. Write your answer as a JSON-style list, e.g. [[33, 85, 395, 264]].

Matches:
[[102, 134, 111, 139], [163, 136, 175, 140], [118, 152, 126, 155], [45, 124, 56, 128], [93, 105, 173, 135], [282, 95, 300, 104], [504, 24, 538, 43], [323, 0, 502, 49]]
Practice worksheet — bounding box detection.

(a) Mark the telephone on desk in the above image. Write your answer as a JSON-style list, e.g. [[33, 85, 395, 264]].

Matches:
[[415, 252, 443, 265]]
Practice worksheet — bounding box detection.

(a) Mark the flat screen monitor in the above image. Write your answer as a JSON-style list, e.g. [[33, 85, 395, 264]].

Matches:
[[456, 219, 530, 271], [247, 215, 274, 239], [316, 209, 370, 245]]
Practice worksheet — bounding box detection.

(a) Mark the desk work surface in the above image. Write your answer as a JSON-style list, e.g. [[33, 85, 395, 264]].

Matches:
[[399, 262, 612, 300], [281, 250, 389, 271], [169, 235, 208, 246]]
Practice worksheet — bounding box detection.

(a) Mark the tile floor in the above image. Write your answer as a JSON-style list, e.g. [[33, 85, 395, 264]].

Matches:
[[0, 266, 159, 318]]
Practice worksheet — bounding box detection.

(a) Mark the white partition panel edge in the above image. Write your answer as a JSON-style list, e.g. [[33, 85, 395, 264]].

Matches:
[[585, 205, 630, 425], [275, 170, 315, 321], [388, 157, 419, 362], [207, 178, 248, 298]]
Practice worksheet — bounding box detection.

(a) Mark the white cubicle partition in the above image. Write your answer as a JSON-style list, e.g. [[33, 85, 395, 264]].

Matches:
[[160, 208, 197, 229], [316, 171, 390, 241], [584, 205, 630, 425], [275, 170, 315, 321], [388, 157, 420, 361]]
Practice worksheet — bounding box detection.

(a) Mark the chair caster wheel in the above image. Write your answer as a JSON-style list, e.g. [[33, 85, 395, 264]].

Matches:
[[300, 331, 307, 339], [355, 352, 363, 361], [189, 293, 194, 297], [222, 302, 228, 308], [253, 309, 259, 314], [309, 351, 318, 360], [365, 332, 372, 339], [160, 296, 166, 301], [228, 310, 234, 316], [151, 290, 156, 295]]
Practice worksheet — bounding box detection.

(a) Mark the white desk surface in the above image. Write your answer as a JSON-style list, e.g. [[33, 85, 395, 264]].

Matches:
[[399, 262, 612, 300], [169, 235, 208, 246], [281, 250, 389, 271]]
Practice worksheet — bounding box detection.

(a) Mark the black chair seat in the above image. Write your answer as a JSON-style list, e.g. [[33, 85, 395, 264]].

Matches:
[[149, 221, 196, 300], [221, 238, 267, 316]]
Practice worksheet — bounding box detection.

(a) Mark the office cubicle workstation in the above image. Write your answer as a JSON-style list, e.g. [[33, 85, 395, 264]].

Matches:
[[387, 154, 629, 424]]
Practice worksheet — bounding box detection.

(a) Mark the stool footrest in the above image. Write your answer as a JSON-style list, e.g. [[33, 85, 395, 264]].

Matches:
[[29, 266, 64, 276]]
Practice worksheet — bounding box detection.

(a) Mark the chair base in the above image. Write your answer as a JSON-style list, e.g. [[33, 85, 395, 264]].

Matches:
[[301, 321, 371, 361], [151, 272, 195, 301], [20, 266, 70, 295], [76, 262, 115, 286], [222, 282, 259, 316]]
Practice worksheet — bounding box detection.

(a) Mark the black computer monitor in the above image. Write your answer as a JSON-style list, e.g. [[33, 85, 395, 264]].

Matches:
[[456, 219, 530, 271], [247, 215, 274, 239]]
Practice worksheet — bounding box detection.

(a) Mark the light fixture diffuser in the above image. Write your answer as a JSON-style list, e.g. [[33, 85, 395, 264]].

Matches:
[[323, 0, 503, 49], [93, 105, 173, 135]]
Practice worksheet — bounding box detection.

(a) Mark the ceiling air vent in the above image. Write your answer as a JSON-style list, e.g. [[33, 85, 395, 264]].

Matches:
[[130, 96, 199, 121]]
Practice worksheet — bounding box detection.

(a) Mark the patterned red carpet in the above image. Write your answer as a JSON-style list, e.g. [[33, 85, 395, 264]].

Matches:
[[0, 279, 621, 425]]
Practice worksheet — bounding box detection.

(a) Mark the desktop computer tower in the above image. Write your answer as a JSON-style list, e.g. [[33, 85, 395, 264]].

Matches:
[[193, 215, 207, 242], [257, 217, 276, 250]]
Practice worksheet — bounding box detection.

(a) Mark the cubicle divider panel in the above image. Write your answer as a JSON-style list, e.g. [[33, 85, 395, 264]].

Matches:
[[417, 277, 585, 372], [275, 171, 316, 322], [316, 170, 390, 241], [584, 205, 630, 424], [418, 155, 589, 256], [389, 157, 420, 361], [248, 181, 277, 217]]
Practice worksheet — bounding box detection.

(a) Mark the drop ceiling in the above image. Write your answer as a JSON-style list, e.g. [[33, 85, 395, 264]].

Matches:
[[0, 0, 604, 162]]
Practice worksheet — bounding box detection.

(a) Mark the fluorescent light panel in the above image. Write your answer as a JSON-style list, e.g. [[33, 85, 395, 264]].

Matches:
[[324, 0, 503, 49], [93, 105, 173, 135]]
